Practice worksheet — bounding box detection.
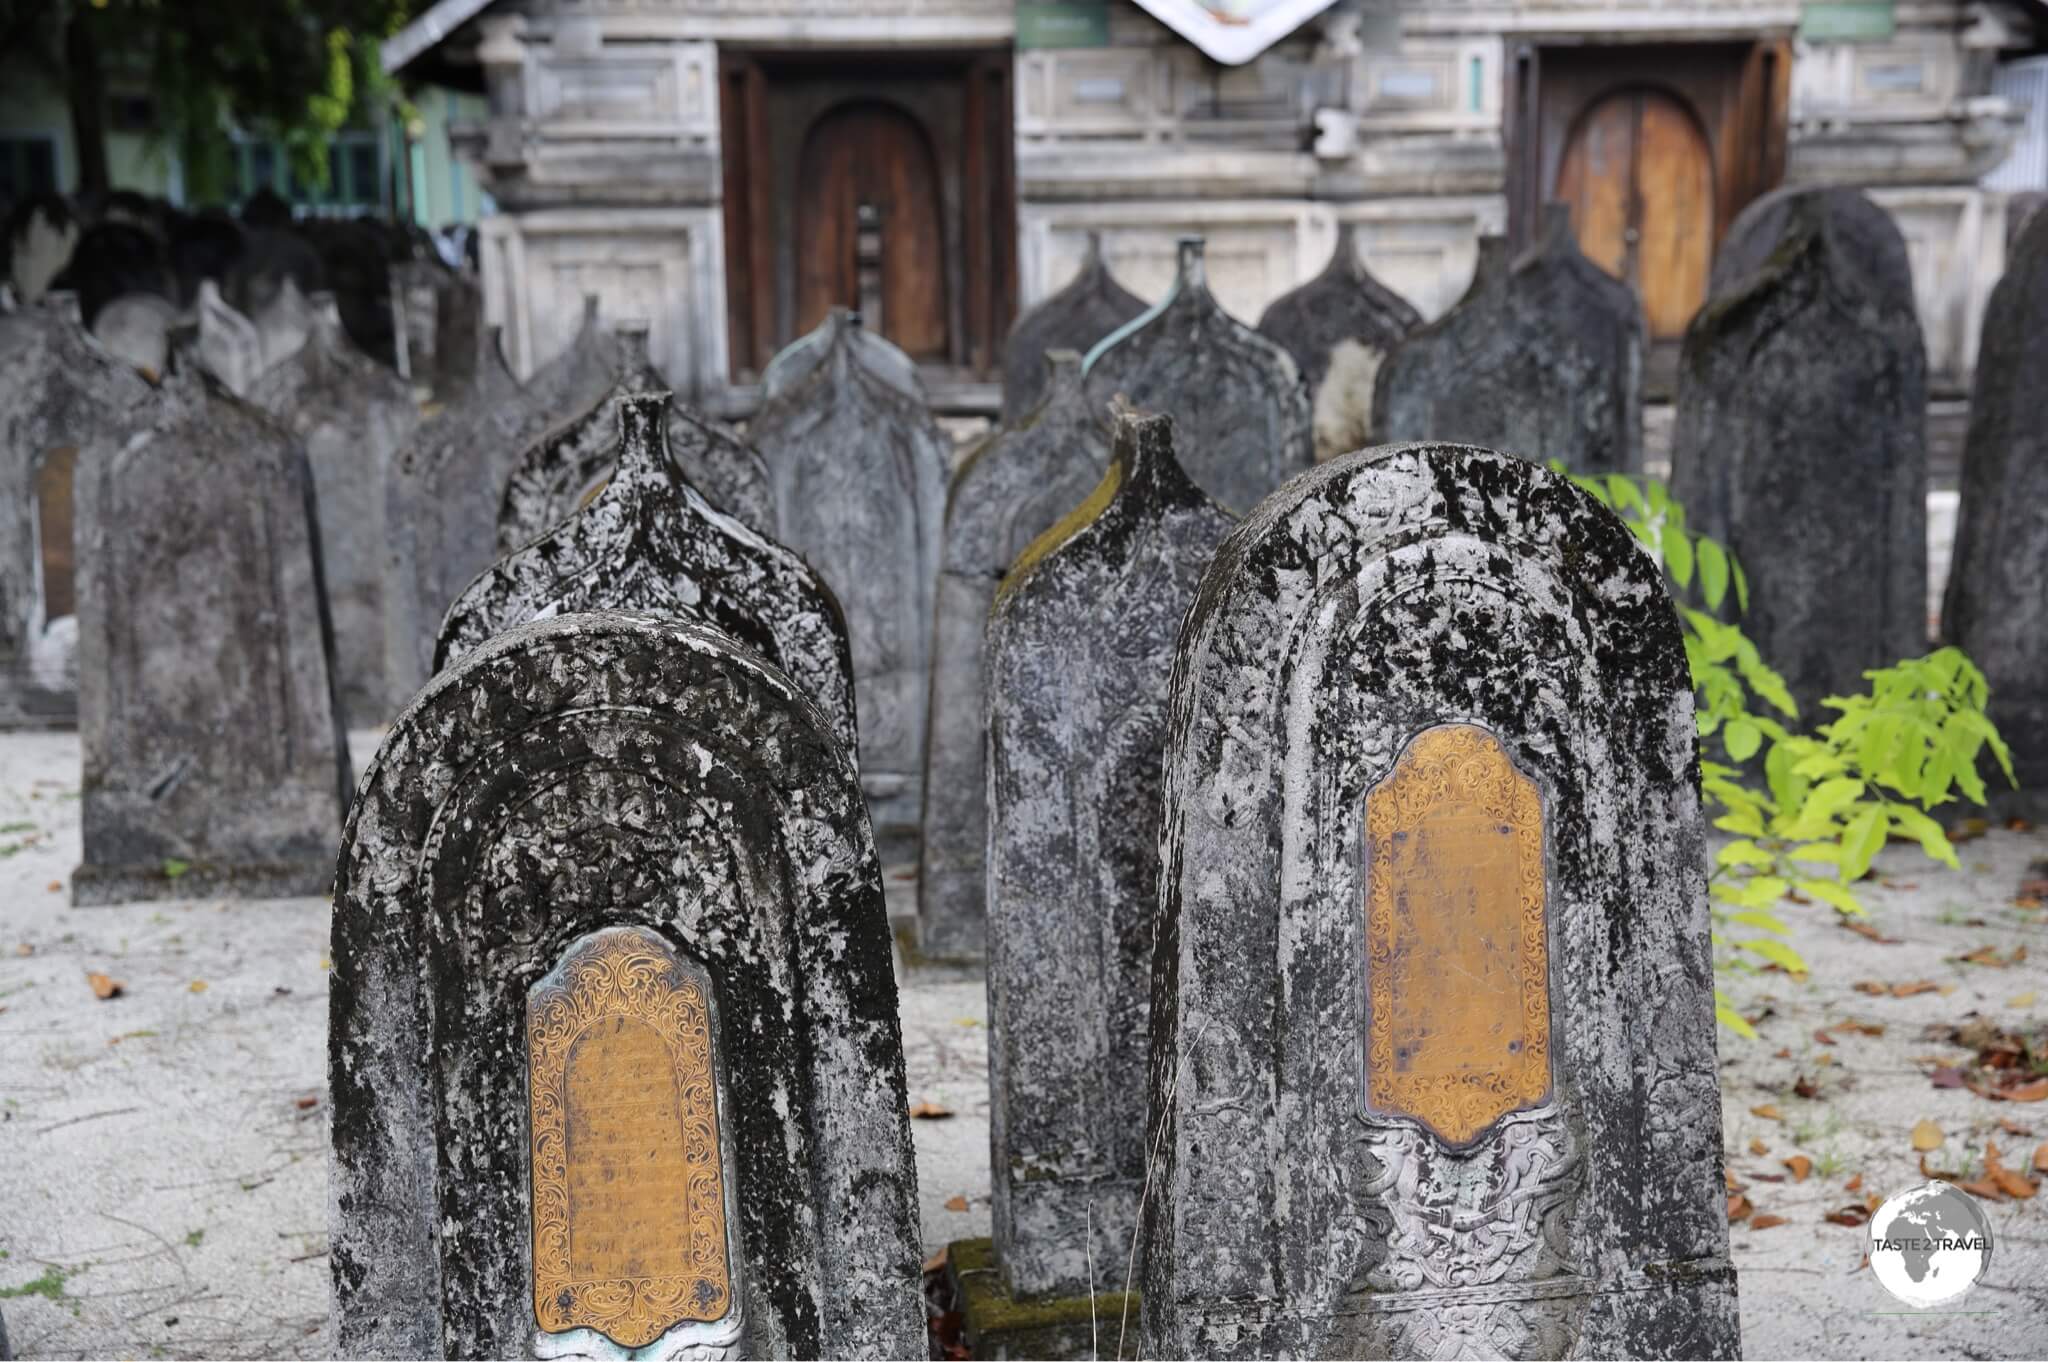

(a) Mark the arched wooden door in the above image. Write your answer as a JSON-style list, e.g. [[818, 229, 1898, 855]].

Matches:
[[1556, 88, 1715, 340], [795, 102, 949, 361]]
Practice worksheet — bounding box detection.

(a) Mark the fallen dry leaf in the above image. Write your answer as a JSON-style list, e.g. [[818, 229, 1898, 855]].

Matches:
[[1997, 1117, 2033, 1136], [1750, 1214, 1787, 1231], [1836, 1020, 1886, 1037], [1813, 1029, 1837, 1046], [1794, 1075, 1821, 1100], [1751, 1103, 1784, 1122], [922, 1245, 948, 1274], [1815, 1052, 1837, 1067], [1950, 817, 1991, 844], [1825, 1204, 1871, 1227], [1844, 1173, 1863, 1193], [1960, 1178, 2006, 1202], [943, 1195, 969, 1212], [2034, 1142, 2048, 1173], [908, 1101, 954, 1120], [2000, 1077, 2048, 1103], [45, 880, 60, 893], [87, 971, 123, 1000], [1911, 1118, 1945, 1152], [2012, 992, 2039, 1008], [295, 1095, 319, 1111], [1773, 1047, 1793, 1059], [1892, 980, 1942, 998], [1726, 1169, 1745, 1192], [188, 980, 208, 994], [1866, 1192, 1883, 1212], [1984, 1141, 2038, 1199], [1727, 1194, 1753, 1222], [1930, 1066, 1967, 1090], [1854, 980, 1888, 995], [1749, 1137, 1769, 1156], [1921, 1153, 1959, 1184], [14, 943, 30, 957], [1750, 1172, 1787, 1184], [1844, 922, 1903, 945], [1784, 1155, 1813, 1182]]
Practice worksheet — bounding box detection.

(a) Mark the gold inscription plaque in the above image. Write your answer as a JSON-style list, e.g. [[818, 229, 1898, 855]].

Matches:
[[529, 926, 732, 1347], [1363, 724, 1550, 1145]]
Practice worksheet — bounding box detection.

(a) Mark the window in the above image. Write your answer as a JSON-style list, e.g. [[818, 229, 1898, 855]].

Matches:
[[0, 136, 60, 202]]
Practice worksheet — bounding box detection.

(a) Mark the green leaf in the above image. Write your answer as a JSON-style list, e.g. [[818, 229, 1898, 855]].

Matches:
[[163, 857, 190, 880], [1739, 937, 1810, 974], [1664, 529, 1695, 590], [1838, 804, 1888, 883], [1716, 994, 1759, 1040], [1726, 908, 1792, 936], [1605, 474, 1644, 516], [1795, 877, 1866, 916], [1887, 805, 1959, 869], [1696, 537, 1729, 610], [1714, 808, 1767, 838], [1805, 777, 1867, 823], [1738, 876, 1791, 908], [1722, 718, 1762, 763], [1785, 841, 1842, 864], [1715, 840, 1775, 868]]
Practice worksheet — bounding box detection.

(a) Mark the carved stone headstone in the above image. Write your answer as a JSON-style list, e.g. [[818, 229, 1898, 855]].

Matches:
[[1002, 232, 1146, 424], [917, 352, 1110, 961], [1942, 206, 2048, 798], [1671, 190, 1927, 720], [761, 306, 922, 405], [5, 195, 79, 304], [249, 295, 422, 721], [73, 341, 351, 904], [497, 326, 773, 556], [331, 612, 924, 1359], [90, 292, 179, 376], [1710, 185, 1912, 299], [1140, 442, 1739, 1360], [0, 299, 156, 727], [1374, 207, 1643, 474], [986, 408, 1234, 1297], [250, 275, 317, 375], [440, 390, 856, 757], [1256, 223, 1422, 462], [382, 297, 618, 700], [1083, 238, 1311, 512], [197, 278, 264, 396], [750, 309, 949, 853]]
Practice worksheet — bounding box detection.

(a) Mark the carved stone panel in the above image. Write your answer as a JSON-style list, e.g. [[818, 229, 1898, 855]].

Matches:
[[1001, 233, 1146, 424], [529, 926, 734, 1348], [1083, 238, 1312, 513], [1363, 724, 1549, 1147], [1141, 443, 1737, 1360]]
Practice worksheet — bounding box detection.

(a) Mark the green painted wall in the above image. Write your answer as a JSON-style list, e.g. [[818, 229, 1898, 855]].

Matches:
[[407, 87, 488, 226]]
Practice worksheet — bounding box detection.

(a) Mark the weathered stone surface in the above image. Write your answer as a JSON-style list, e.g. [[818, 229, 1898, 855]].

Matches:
[[497, 326, 773, 557], [1374, 207, 1643, 475], [1140, 443, 1738, 1360], [5, 194, 79, 303], [0, 298, 156, 727], [1256, 223, 1422, 462], [917, 352, 1109, 963], [439, 390, 856, 756], [1001, 232, 1146, 425], [248, 296, 421, 722], [986, 408, 1234, 1298], [751, 309, 949, 853], [90, 292, 179, 376], [389, 259, 484, 400], [1083, 238, 1311, 513], [250, 276, 317, 376], [197, 278, 264, 397], [381, 297, 618, 702], [1671, 189, 1927, 721], [761, 307, 922, 405], [1942, 206, 2048, 799], [331, 611, 923, 1359], [74, 342, 351, 904], [1710, 186, 1913, 300]]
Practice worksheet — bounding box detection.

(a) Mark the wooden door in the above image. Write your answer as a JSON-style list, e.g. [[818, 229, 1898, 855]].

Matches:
[[1556, 88, 1715, 340], [795, 102, 949, 361], [36, 447, 76, 622]]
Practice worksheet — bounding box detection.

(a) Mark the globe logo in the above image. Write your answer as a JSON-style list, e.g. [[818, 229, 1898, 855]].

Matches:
[[1868, 1181, 1995, 1308]]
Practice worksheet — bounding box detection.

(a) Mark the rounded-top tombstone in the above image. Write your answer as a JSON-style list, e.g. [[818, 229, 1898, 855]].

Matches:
[[1083, 237, 1312, 512], [1256, 222, 1422, 461], [331, 611, 924, 1359], [748, 308, 949, 854], [1710, 185, 1913, 300], [1001, 232, 1147, 424], [439, 389, 856, 758], [1670, 187, 1927, 721], [1141, 443, 1738, 1359], [916, 350, 1110, 961]]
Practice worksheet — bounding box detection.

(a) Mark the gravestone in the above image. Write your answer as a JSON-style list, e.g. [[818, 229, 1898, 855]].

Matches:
[[1942, 206, 2048, 799], [1670, 190, 1927, 721], [497, 325, 773, 556], [1256, 223, 1422, 462], [73, 337, 351, 904], [249, 293, 422, 721], [751, 309, 949, 854], [1083, 238, 1312, 512], [50, 220, 174, 328], [197, 278, 264, 396], [1140, 442, 1739, 1360], [5, 194, 79, 303], [167, 208, 245, 306], [439, 390, 856, 757], [250, 276, 317, 375], [90, 292, 179, 376], [983, 408, 1234, 1310], [331, 611, 924, 1359], [0, 298, 156, 727], [382, 297, 618, 700], [1710, 186, 1911, 299], [761, 307, 921, 404], [1373, 206, 1644, 475], [917, 352, 1110, 962], [1002, 232, 1146, 424]]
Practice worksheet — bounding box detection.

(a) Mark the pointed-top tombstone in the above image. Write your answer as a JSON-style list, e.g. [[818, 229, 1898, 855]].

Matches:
[[1373, 205, 1644, 475], [439, 389, 857, 755], [1083, 237, 1312, 512], [985, 405, 1235, 1298], [0, 299, 156, 726], [382, 294, 620, 701], [750, 308, 949, 853], [1257, 223, 1423, 462], [197, 277, 263, 396], [90, 291, 179, 377], [74, 334, 351, 904], [1710, 185, 1913, 301], [251, 275, 317, 374], [1140, 442, 1738, 1360], [249, 292, 421, 721], [1002, 232, 1147, 424], [763, 305, 923, 403], [916, 351, 1111, 960], [1945, 206, 2048, 801], [1466, 232, 1511, 300], [498, 323, 774, 554], [1673, 188, 1927, 723]]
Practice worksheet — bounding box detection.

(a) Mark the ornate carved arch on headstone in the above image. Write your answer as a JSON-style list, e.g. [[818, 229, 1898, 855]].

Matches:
[[331, 613, 922, 1360], [1141, 444, 1736, 1360]]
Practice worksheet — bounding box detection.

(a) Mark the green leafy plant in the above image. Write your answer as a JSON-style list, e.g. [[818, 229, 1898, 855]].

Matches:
[[1555, 465, 2016, 1038]]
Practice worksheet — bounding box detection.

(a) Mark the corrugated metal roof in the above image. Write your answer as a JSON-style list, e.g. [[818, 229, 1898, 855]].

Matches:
[[1986, 55, 2048, 193], [381, 0, 500, 76]]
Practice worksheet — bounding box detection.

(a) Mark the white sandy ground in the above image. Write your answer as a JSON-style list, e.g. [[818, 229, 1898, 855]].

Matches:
[[0, 729, 2043, 1360]]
